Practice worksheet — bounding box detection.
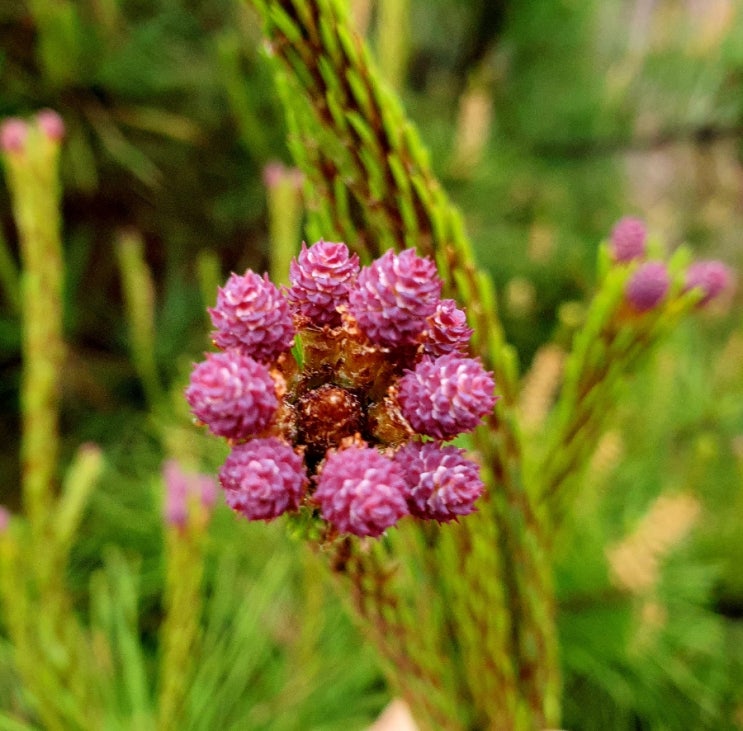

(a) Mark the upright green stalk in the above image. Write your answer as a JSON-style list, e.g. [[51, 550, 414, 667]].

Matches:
[[534, 247, 702, 532], [0, 228, 20, 312], [1, 114, 105, 730], [115, 229, 163, 407], [264, 162, 304, 284], [2, 117, 65, 546], [157, 524, 207, 731], [157, 460, 214, 731]]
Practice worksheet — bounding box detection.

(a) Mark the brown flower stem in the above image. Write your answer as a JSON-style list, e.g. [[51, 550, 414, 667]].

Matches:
[[326, 535, 466, 730]]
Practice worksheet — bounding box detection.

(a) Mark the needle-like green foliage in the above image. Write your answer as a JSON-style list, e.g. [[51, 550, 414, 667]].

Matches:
[[245, 2, 741, 728], [0, 2, 740, 730]]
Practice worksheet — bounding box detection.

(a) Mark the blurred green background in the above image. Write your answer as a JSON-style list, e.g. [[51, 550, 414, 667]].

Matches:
[[1, 0, 742, 728]]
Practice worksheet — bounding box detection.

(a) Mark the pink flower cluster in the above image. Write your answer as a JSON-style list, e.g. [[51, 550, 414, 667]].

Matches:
[[186, 241, 497, 538], [608, 217, 733, 312]]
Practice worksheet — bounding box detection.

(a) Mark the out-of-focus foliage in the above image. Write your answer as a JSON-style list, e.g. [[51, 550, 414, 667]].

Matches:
[[0, 0, 741, 729], [0, 0, 287, 492], [554, 321, 743, 729]]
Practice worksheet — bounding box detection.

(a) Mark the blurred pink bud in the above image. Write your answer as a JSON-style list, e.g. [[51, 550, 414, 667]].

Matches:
[[287, 167, 304, 188], [684, 260, 734, 307], [0, 506, 10, 533], [162, 459, 216, 528], [163, 459, 189, 527], [610, 217, 647, 262], [36, 109, 65, 142], [263, 161, 284, 189], [198, 475, 218, 509], [262, 160, 304, 190], [0, 118, 29, 153], [625, 261, 669, 312]]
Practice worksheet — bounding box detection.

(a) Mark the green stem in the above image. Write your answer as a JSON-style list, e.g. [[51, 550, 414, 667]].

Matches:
[[265, 163, 304, 284], [535, 262, 700, 535], [0, 228, 20, 313], [1, 118, 104, 730], [115, 229, 163, 408], [3, 124, 65, 547]]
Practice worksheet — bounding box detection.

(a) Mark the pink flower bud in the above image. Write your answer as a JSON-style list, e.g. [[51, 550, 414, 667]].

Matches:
[[209, 270, 294, 362], [684, 260, 734, 307], [349, 249, 442, 346], [185, 349, 278, 439], [188, 239, 501, 536], [286, 240, 360, 326], [263, 160, 303, 190], [395, 442, 484, 522], [0, 118, 28, 153], [162, 460, 218, 528], [625, 261, 669, 312], [36, 109, 65, 142], [220, 438, 307, 521], [314, 446, 408, 537], [0, 506, 10, 533], [398, 355, 497, 440], [423, 298, 473, 356], [610, 217, 647, 262]]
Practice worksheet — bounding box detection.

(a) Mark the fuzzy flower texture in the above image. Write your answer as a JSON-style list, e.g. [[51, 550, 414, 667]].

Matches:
[[186, 241, 495, 538]]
